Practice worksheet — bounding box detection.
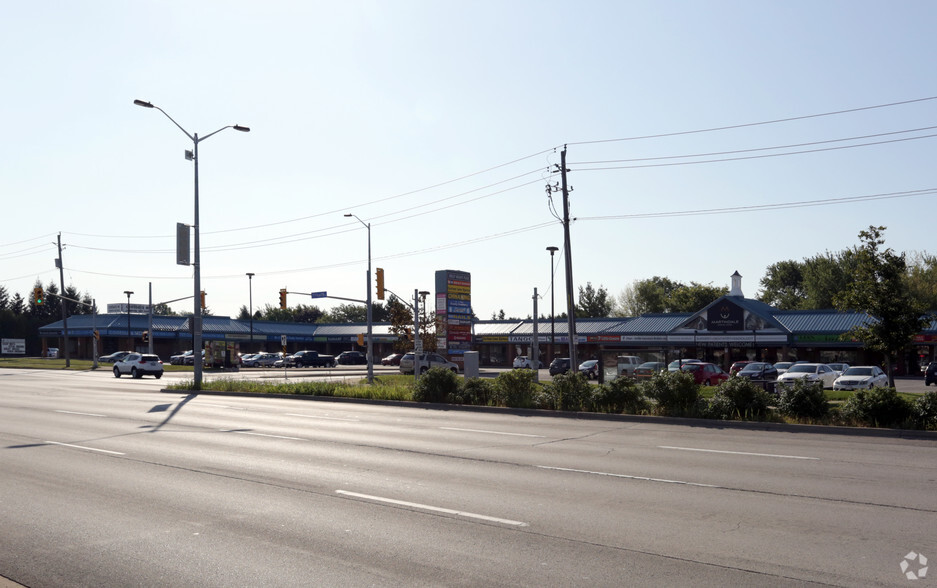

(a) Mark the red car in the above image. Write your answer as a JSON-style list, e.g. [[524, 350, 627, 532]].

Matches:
[[381, 353, 403, 366], [729, 360, 753, 376], [680, 362, 730, 386]]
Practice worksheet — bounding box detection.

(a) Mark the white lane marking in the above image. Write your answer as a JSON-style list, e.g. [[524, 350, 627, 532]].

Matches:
[[55, 410, 106, 417], [286, 413, 359, 422], [439, 427, 544, 438], [221, 430, 305, 441], [537, 465, 719, 488], [46, 441, 125, 455], [336, 490, 528, 527], [658, 445, 820, 460]]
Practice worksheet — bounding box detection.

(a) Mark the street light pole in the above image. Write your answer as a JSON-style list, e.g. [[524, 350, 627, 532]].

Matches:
[[546, 246, 558, 362], [134, 99, 249, 390], [344, 213, 373, 384], [124, 290, 133, 341], [246, 273, 255, 349]]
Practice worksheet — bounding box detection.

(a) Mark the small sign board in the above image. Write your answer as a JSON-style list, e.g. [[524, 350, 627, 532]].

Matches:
[[281, 335, 287, 347], [2, 339, 26, 355], [310, 291, 327, 299]]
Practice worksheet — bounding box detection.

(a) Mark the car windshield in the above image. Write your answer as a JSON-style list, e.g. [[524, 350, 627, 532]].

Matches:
[[788, 365, 817, 374], [774, 362, 793, 369], [843, 367, 873, 376], [668, 360, 699, 368], [682, 364, 702, 372], [580, 360, 597, 368], [740, 363, 768, 371]]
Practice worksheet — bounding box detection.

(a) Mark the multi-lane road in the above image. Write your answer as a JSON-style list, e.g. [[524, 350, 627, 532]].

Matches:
[[1, 368, 935, 587]]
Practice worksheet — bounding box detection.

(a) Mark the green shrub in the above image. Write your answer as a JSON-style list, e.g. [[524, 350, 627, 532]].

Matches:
[[776, 379, 829, 420], [461, 377, 494, 406], [592, 376, 650, 414], [539, 372, 593, 412], [640, 370, 699, 416], [701, 392, 738, 420], [412, 367, 460, 403], [707, 377, 773, 420], [840, 387, 911, 428], [492, 369, 538, 408], [911, 391, 937, 430]]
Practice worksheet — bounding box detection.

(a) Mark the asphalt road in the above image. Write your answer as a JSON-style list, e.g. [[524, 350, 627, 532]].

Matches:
[[1, 369, 935, 587]]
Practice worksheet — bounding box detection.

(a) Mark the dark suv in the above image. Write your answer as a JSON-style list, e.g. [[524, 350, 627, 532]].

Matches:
[[336, 351, 367, 365], [926, 362, 937, 386], [549, 357, 571, 376]]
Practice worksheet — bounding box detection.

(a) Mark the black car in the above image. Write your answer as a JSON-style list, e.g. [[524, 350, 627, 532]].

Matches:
[[926, 362, 937, 386], [336, 351, 368, 365], [549, 357, 571, 376], [736, 362, 778, 382]]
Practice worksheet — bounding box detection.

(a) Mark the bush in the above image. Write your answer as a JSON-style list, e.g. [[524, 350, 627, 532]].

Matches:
[[539, 372, 593, 412], [461, 377, 494, 406], [412, 367, 460, 403], [840, 387, 911, 428], [709, 377, 774, 420], [640, 371, 699, 416], [492, 369, 539, 408], [776, 379, 829, 420], [701, 392, 738, 420], [911, 391, 937, 430], [592, 376, 650, 414]]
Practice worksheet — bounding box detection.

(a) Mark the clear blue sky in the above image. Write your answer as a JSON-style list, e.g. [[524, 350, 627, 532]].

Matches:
[[2, 1, 935, 320]]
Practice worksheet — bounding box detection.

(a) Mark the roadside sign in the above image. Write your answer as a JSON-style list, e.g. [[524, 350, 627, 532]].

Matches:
[[414, 339, 423, 352], [310, 291, 327, 298], [281, 335, 287, 347]]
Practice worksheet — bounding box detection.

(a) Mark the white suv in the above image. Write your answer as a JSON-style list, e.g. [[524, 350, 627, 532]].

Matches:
[[113, 353, 164, 379], [399, 352, 459, 375], [616, 355, 643, 378]]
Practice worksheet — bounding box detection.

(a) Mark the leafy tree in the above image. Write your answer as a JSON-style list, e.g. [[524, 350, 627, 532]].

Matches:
[[576, 282, 612, 318], [615, 276, 682, 316], [668, 282, 727, 312], [758, 260, 805, 309], [906, 252, 937, 311], [834, 226, 930, 386], [801, 250, 857, 309], [153, 303, 181, 316], [387, 294, 414, 352], [319, 303, 366, 323], [292, 304, 324, 324]]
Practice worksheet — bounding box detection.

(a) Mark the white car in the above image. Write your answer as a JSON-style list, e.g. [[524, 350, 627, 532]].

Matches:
[[113, 353, 164, 379], [399, 352, 459, 375], [833, 366, 888, 391], [776, 363, 837, 389], [512, 355, 543, 369], [826, 362, 851, 377]]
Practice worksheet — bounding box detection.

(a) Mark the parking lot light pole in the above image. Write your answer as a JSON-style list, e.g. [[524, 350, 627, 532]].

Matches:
[[546, 246, 558, 363], [134, 99, 249, 390], [344, 213, 373, 385], [123, 291, 133, 340], [246, 273, 255, 349]]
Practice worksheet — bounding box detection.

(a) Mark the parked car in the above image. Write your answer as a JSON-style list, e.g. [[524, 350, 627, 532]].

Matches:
[[777, 363, 837, 389], [826, 362, 851, 377], [399, 352, 459, 374], [45, 347, 60, 358], [292, 350, 337, 368], [616, 355, 644, 377], [579, 359, 599, 379], [735, 362, 778, 382], [336, 350, 368, 365], [513, 355, 544, 369], [274, 354, 295, 368], [773, 360, 807, 375], [667, 359, 703, 372], [252, 352, 281, 367], [924, 362, 937, 386], [679, 362, 730, 386], [184, 350, 206, 366], [381, 353, 403, 366], [729, 360, 753, 375], [113, 353, 163, 379], [833, 366, 888, 391], [100, 350, 132, 364], [633, 361, 666, 381], [169, 350, 192, 365], [549, 357, 571, 376]]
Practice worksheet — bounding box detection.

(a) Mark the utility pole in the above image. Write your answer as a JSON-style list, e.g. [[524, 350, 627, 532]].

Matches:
[[532, 287, 539, 383], [148, 283, 154, 355], [56, 233, 70, 368], [559, 146, 577, 370]]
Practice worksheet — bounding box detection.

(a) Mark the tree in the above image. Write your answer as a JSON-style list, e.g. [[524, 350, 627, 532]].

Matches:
[[614, 276, 684, 316], [801, 250, 857, 309], [668, 282, 727, 312], [758, 260, 805, 309], [319, 303, 366, 323], [292, 304, 324, 324], [0, 285, 9, 311], [386, 294, 414, 352], [576, 282, 612, 318], [834, 226, 929, 386], [906, 252, 937, 311]]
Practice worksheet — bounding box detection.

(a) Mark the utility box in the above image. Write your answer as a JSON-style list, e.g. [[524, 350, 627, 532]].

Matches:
[[462, 351, 479, 378]]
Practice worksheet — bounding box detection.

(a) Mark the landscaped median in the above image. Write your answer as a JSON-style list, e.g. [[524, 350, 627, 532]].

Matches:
[[166, 368, 937, 432], [0, 357, 191, 372]]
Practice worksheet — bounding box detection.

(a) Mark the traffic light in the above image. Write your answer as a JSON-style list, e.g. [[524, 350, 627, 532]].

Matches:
[[357, 333, 365, 346], [405, 327, 413, 341], [142, 330, 149, 343], [200, 291, 206, 310], [33, 287, 45, 305], [376, 267, 385, 300], [279, 288, 287, 310], [93, 330, 100, 341]]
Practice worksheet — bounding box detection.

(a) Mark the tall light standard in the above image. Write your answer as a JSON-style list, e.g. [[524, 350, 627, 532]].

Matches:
[[246, 272, 255, 349], [124, 290, 134, 340], [134, 99, 249, 389], [546, 246, 558, 362], [344, 213, 373, 384]]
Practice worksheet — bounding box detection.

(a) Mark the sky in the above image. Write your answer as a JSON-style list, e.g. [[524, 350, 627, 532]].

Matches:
[[2, 1, 936, 321]]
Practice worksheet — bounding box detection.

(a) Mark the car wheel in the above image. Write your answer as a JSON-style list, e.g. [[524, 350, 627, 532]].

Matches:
[[132, 367, 140, 379], [113, 367, 121, 378], [451, 367, 458, 373], [155, 373, 162, 379]]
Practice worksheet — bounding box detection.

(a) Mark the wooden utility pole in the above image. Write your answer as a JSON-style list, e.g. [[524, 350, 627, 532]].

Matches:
[[56, 233, 70, 368], [559, 147, 577, 370]]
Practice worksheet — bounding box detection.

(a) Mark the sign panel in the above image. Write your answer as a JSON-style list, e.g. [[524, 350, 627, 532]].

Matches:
[[435, 270, 472, 356], [1, 339, 26, 354], [176, 222, 190, 266], [706, 301, 745, 331], [310, 291, 328, 299]]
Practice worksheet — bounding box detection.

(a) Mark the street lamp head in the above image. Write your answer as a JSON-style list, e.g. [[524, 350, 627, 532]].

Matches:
[[547, 246, 559, 254], [233, 125, 250, 132], [246, 272, 254, 279], [344, 213, 353, 218], [133, 99, 154, 108]]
